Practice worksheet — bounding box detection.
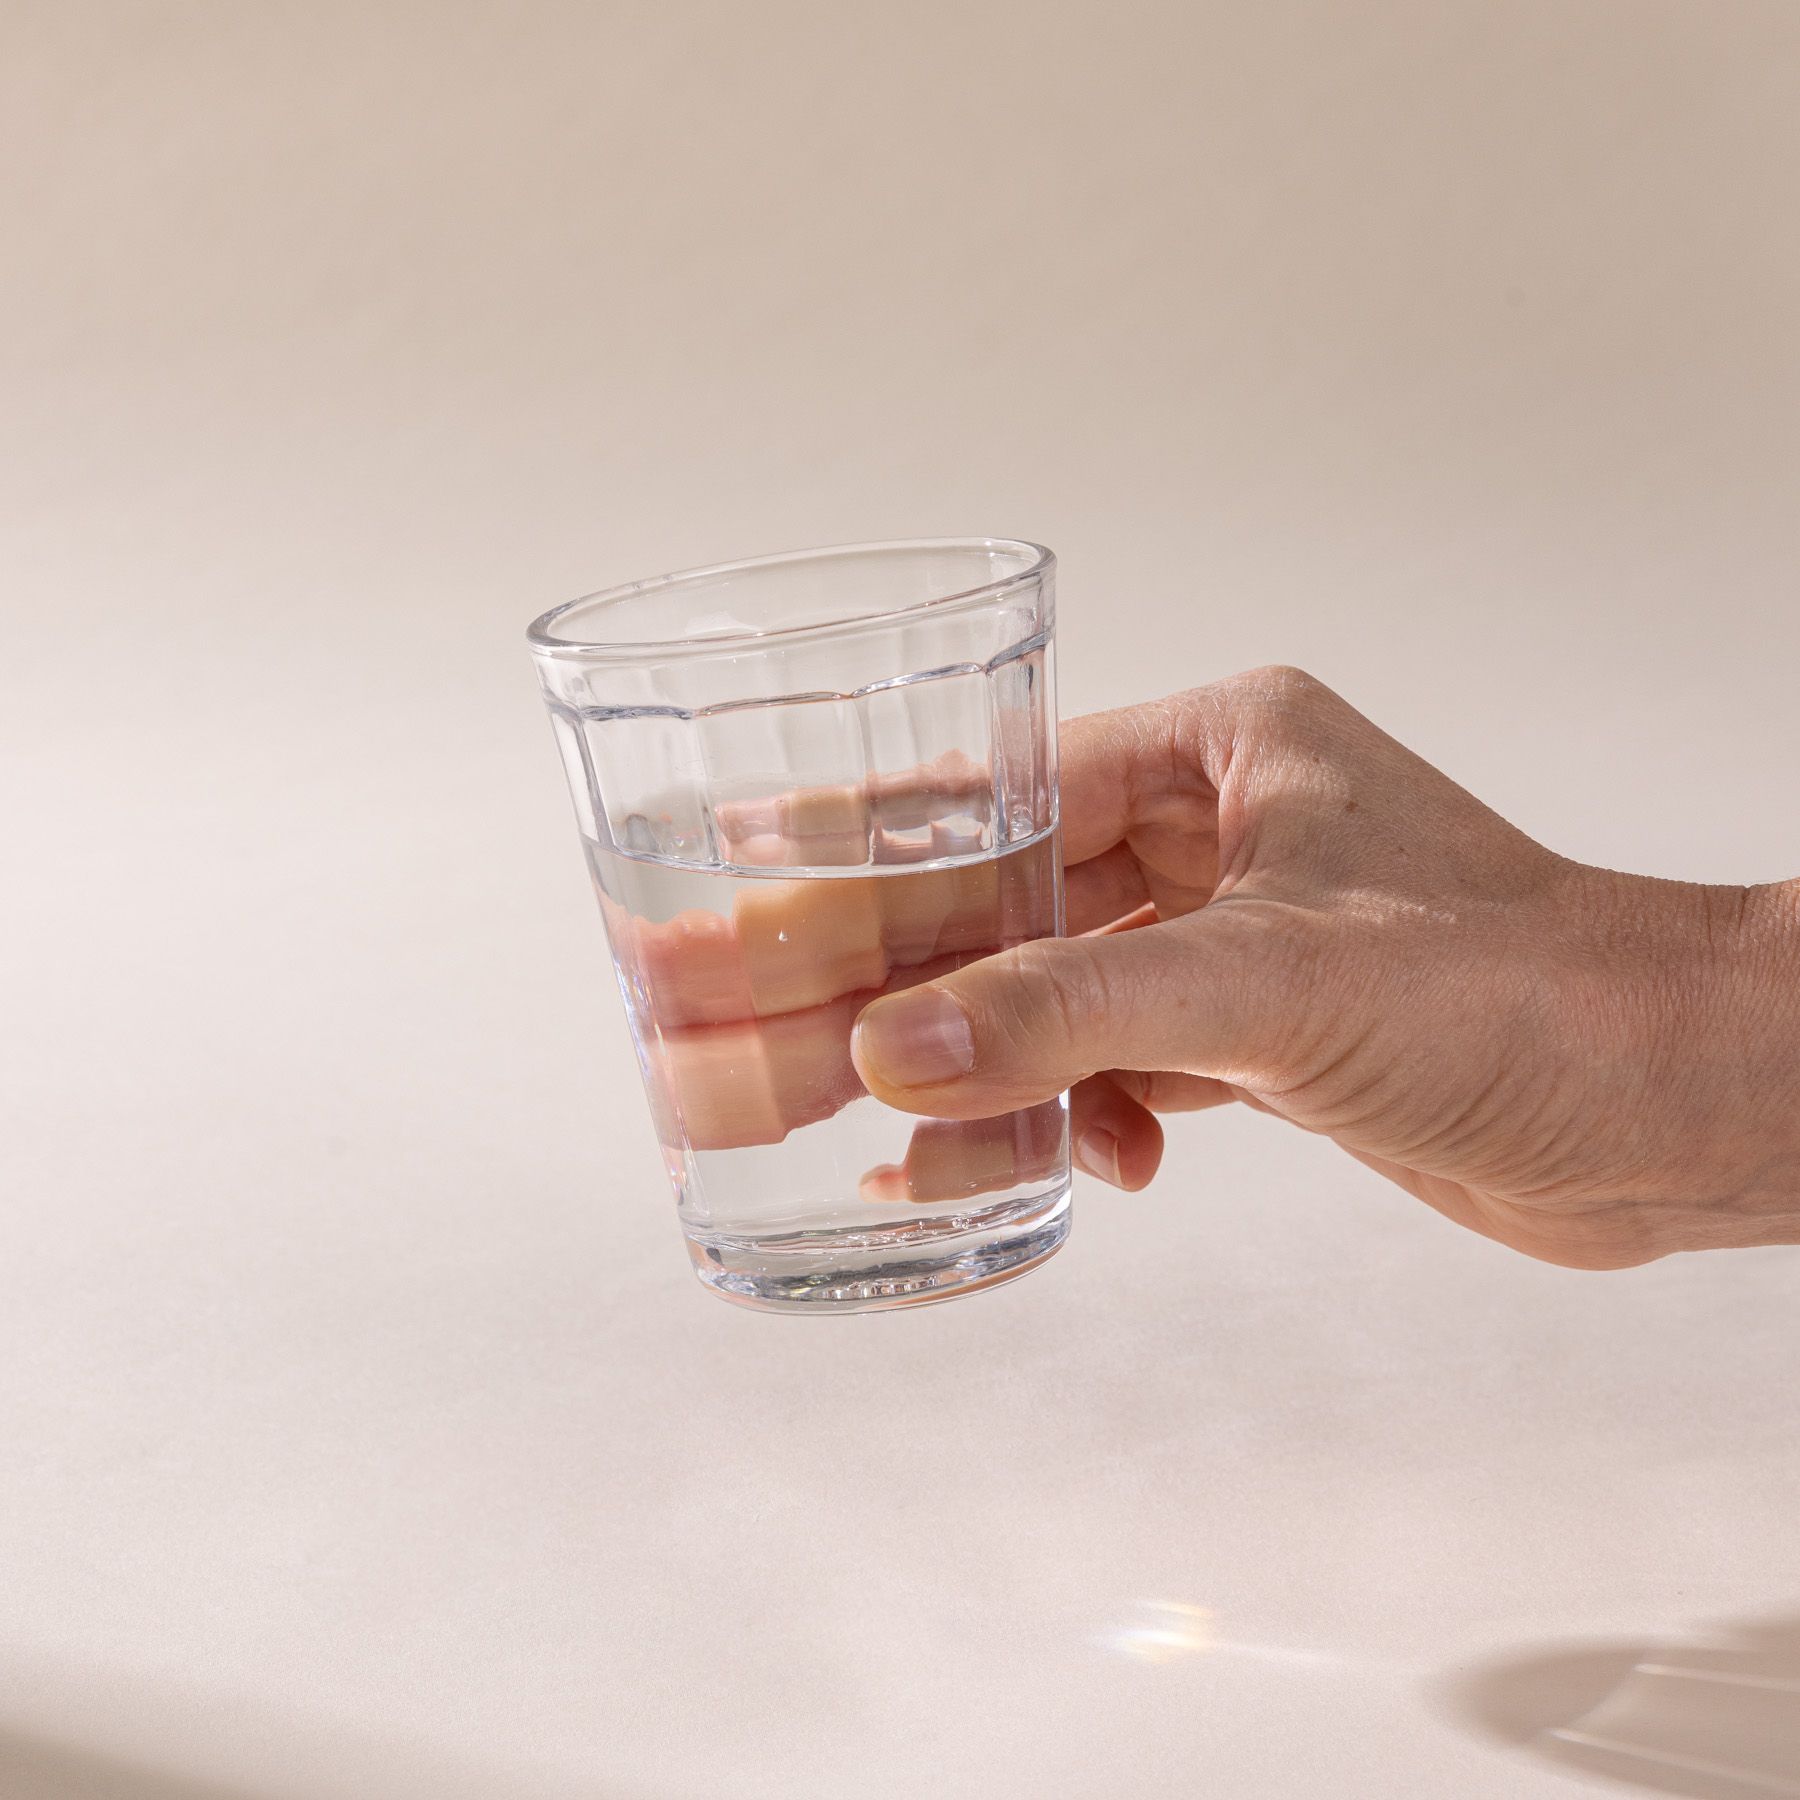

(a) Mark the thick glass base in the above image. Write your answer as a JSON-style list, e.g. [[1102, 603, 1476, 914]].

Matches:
[[684, 1182, 1072, 1316]]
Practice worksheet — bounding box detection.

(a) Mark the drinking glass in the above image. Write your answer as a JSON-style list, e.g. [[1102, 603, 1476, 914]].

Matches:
[[527, 539, 1068, 1314]]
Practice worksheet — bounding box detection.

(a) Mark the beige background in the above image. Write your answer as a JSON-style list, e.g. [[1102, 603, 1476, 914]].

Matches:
[[5, 4, 1799, 1797]]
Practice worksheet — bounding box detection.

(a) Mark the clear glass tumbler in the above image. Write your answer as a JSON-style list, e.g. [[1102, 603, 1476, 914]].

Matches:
[[527, 538, 1070, 1315]]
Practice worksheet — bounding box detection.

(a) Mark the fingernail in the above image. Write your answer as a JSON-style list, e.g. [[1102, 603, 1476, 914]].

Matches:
[[853, 989, 976, 1087], [1075, 1126, 1123, 1187], [858, 1164, 911, 1205]]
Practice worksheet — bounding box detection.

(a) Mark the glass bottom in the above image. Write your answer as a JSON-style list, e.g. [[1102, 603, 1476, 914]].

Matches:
[[684, 1181, 1072, 1316]]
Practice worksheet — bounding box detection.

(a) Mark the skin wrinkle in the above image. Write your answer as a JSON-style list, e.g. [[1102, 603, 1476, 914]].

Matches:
[[1017, 937, 1092, 1062], [1401, 1058, 1532, 1183], [1468, 1065, 1589, 1203]]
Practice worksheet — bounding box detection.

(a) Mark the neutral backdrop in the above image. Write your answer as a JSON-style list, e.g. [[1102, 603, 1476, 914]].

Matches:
[[5, 5, 1799, 1797]]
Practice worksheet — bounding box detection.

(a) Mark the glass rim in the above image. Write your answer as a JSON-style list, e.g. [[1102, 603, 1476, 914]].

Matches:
[[525, 536, 1054, 662]]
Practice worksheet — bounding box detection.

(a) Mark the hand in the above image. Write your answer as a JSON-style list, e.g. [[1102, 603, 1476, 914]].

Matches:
[[851, 668, 1800, 1268]]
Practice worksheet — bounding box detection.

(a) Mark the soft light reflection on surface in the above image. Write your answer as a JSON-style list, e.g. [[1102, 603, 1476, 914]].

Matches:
[[1098, 1602, 1347, 1669], [1099, 1602, 1216, 1664]]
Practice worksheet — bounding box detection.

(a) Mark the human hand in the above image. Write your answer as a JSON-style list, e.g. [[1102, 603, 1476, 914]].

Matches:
[[851, 668, 1800, 1267]]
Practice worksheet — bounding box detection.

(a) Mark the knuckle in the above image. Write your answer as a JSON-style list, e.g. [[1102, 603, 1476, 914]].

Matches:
[[1201, 667, 1348, 767], [1006, 938, 1104, 1052], [1237, 666, 1351, 745], [1259, 663, 1322, 697], [1240, 664, 1326, 711]]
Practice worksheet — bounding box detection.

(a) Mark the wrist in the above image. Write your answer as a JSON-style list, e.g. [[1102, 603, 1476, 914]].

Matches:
[[1568, 867, 1800, 1253], [1742, 876, 1800, 971], [1678, 876, 1800, 1248]]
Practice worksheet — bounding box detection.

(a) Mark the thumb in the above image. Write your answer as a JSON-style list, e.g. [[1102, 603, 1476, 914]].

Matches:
[[851, 907, 1288, 1118]]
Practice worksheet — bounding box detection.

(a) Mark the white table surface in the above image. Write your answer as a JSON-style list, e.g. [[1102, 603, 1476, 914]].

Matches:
[[6, 6, 1799, 1796]]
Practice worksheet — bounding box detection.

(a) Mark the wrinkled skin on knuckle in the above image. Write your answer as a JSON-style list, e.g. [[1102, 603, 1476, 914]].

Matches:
[[1226, 667, 1360, 772], [1198, 670, 1384, 896], [1191, 894, 1349, 1091], [1231, 663, 1331, 714], [982, 939, 1100, 1079]]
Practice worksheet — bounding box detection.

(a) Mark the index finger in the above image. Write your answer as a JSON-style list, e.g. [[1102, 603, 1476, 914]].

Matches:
[[1057, 697, 1211, 865]]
